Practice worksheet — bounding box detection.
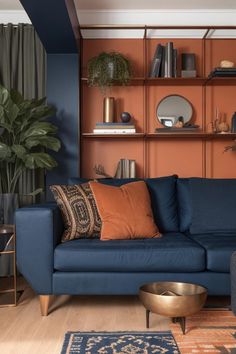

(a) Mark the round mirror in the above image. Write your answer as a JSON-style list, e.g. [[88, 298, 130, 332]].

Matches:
[[156, 95, 193, 127]]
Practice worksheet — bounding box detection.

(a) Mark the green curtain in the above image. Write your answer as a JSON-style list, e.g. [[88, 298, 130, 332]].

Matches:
[[0, 23, 46, 201]]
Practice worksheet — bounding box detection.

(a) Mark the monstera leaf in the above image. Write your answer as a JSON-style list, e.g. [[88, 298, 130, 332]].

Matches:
[[0, 85, 60, 193], [25, 136, 60, 151], [0, 142, 11, 160], [24, 153, 57, 169]]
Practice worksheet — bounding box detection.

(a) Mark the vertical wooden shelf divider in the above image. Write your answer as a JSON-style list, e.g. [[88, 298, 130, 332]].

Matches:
[[143, 26, 148, 178]]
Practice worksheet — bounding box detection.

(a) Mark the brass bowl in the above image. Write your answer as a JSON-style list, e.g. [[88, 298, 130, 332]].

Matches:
[[139, 281, 207, 318]]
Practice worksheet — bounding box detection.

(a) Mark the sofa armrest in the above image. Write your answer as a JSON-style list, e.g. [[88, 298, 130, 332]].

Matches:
[[16, 204, 63, 294]]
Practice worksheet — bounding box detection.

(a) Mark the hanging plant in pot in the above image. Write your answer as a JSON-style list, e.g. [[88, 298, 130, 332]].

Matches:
[[0, 85, 61, 225], [87, 51, 132, 94]]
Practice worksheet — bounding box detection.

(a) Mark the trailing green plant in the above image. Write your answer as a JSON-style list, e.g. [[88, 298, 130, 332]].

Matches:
[[0, 85, 61, 194], [88, 52, 131, 94]]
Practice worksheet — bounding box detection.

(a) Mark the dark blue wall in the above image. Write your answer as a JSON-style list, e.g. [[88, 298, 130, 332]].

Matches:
[[46, 53, 79, 200], [20, 0, 77, 53]]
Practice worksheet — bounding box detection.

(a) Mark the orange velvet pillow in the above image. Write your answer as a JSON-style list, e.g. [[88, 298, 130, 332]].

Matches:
[[89, 180, 161, 240]]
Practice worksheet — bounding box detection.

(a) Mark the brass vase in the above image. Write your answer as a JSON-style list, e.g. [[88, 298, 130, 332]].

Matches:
[[103, 97, 115, 123]]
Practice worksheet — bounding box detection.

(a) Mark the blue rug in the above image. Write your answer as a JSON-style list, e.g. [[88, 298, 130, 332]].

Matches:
[[61, 331, 180, 354]]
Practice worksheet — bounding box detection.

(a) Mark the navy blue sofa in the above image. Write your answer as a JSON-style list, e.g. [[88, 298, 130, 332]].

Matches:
[[16, 176, 236, 315]]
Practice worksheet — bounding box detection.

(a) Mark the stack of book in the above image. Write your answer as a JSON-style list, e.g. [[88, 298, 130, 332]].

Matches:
[[115, 159, 136, 178], [93, 122, 136, 134], [208, 67, 236, 78], [149, 42, 177, 78]]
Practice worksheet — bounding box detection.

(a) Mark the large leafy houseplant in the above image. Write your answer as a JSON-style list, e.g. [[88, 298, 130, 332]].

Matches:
[[88, 52, 131, 93], [0, 85, 60, 195]]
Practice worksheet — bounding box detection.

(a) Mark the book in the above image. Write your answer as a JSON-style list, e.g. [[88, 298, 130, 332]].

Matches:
[[114, 160, 122, 178], [93, 129, 136, 134], [129, 160, 136, 178], [95, 124, 135, 129], [95, 122, 134, 126], [161, 45, 166, 77], [173, 48, 177, 78], [114, 158, 136, 178], [149, 44, 163, 78], [166, 42, 173, 77]]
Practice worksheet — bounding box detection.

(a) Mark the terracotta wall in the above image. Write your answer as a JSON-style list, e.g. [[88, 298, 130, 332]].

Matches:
[[81, 38, 236, 179]]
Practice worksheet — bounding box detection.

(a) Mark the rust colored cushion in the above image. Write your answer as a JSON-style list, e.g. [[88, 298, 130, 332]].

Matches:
[[89, 180, 161, 240], [50, 183, 101, 242]]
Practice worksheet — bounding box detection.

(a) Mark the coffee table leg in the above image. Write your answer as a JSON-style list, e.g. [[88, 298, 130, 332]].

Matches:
[[146, 309, 150, 328], [179, 317, 186, 335]]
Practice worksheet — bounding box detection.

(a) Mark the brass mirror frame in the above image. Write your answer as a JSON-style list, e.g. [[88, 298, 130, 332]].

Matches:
[[156, 94, 193, 127]]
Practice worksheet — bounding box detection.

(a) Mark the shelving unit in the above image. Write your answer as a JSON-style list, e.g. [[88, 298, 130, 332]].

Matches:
[[80, 25, 236, 179]]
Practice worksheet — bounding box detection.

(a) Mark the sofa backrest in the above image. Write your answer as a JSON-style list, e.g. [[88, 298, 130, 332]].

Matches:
[[177, 177, 236, 234], [176, 178, 192, 232], [68, 175, 179, 233]]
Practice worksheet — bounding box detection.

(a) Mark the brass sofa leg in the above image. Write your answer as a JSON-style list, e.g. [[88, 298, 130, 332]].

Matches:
[[39, 295, 51, 316]]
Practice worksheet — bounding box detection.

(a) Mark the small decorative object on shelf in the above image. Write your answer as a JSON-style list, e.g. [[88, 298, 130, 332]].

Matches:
[[103, 97, 115, 123], [120, 112, 131, 123], [214, 108, 229, 133], [231, 112, 236, 133], [87, 51, 131, 94], [218, 113, 229, 133], [207, 121, 214, 133], [181, 53, 197, 78], [220, 60, 235, 68], [94, 164, 112, 178]]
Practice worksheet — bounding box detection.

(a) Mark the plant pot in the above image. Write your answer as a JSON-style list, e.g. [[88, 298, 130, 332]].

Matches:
[[0, 193, 19, 225]]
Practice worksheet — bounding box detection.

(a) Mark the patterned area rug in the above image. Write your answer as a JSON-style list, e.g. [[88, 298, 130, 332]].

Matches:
[[61, 331, 180, 354], [171, 310, 236, 353]]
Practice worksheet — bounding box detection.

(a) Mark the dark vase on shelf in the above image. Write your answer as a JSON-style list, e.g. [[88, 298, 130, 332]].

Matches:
[[231, 112, 236, 133]]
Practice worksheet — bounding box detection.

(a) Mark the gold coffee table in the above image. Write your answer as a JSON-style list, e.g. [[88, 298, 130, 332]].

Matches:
[[139, 281, 207, 334]]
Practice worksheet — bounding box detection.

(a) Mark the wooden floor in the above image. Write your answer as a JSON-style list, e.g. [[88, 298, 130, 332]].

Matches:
[[0, 280, 231, 354], [0, 283, 170, 354]]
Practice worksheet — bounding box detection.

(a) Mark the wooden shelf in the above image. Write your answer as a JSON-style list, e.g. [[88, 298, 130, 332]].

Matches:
[[146, 77, 206, 86], [83, 133, 145, 138], [206, 77, 236, 85], [146, 132, 236, 139], [82, 76, 236, 87], [81, 77, 145, 86], [83, 132, 236, 139]]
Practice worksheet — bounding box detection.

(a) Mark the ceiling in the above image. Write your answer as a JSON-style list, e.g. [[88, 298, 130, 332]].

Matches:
[[75, 0, 236, 10], [0, 0, 31, 23], [74, 0, 236, 39], [0, 0, 24, 10], [1, 0, 236, 39]]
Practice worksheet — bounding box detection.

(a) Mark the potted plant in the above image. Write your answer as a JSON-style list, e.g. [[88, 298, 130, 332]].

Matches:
[[87, 51, 132, 94], [0, 85, 61, 224]]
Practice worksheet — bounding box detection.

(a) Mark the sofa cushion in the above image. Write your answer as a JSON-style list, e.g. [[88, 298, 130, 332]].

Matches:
[[189, 178, 236, 234], [68, 175, 178, 233], [89, 180, 161, 240], [188, 233, 236, 272], [50, 183, 101, 242], [177, 178, 191, 232], [54, 232, 205, 272]]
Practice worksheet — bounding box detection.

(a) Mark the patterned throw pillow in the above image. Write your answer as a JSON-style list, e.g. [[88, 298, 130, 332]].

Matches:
[[50, 183, 101, 242]]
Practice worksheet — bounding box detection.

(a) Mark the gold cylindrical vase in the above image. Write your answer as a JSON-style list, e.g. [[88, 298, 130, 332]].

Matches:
[[103, 97, 115, 123]]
